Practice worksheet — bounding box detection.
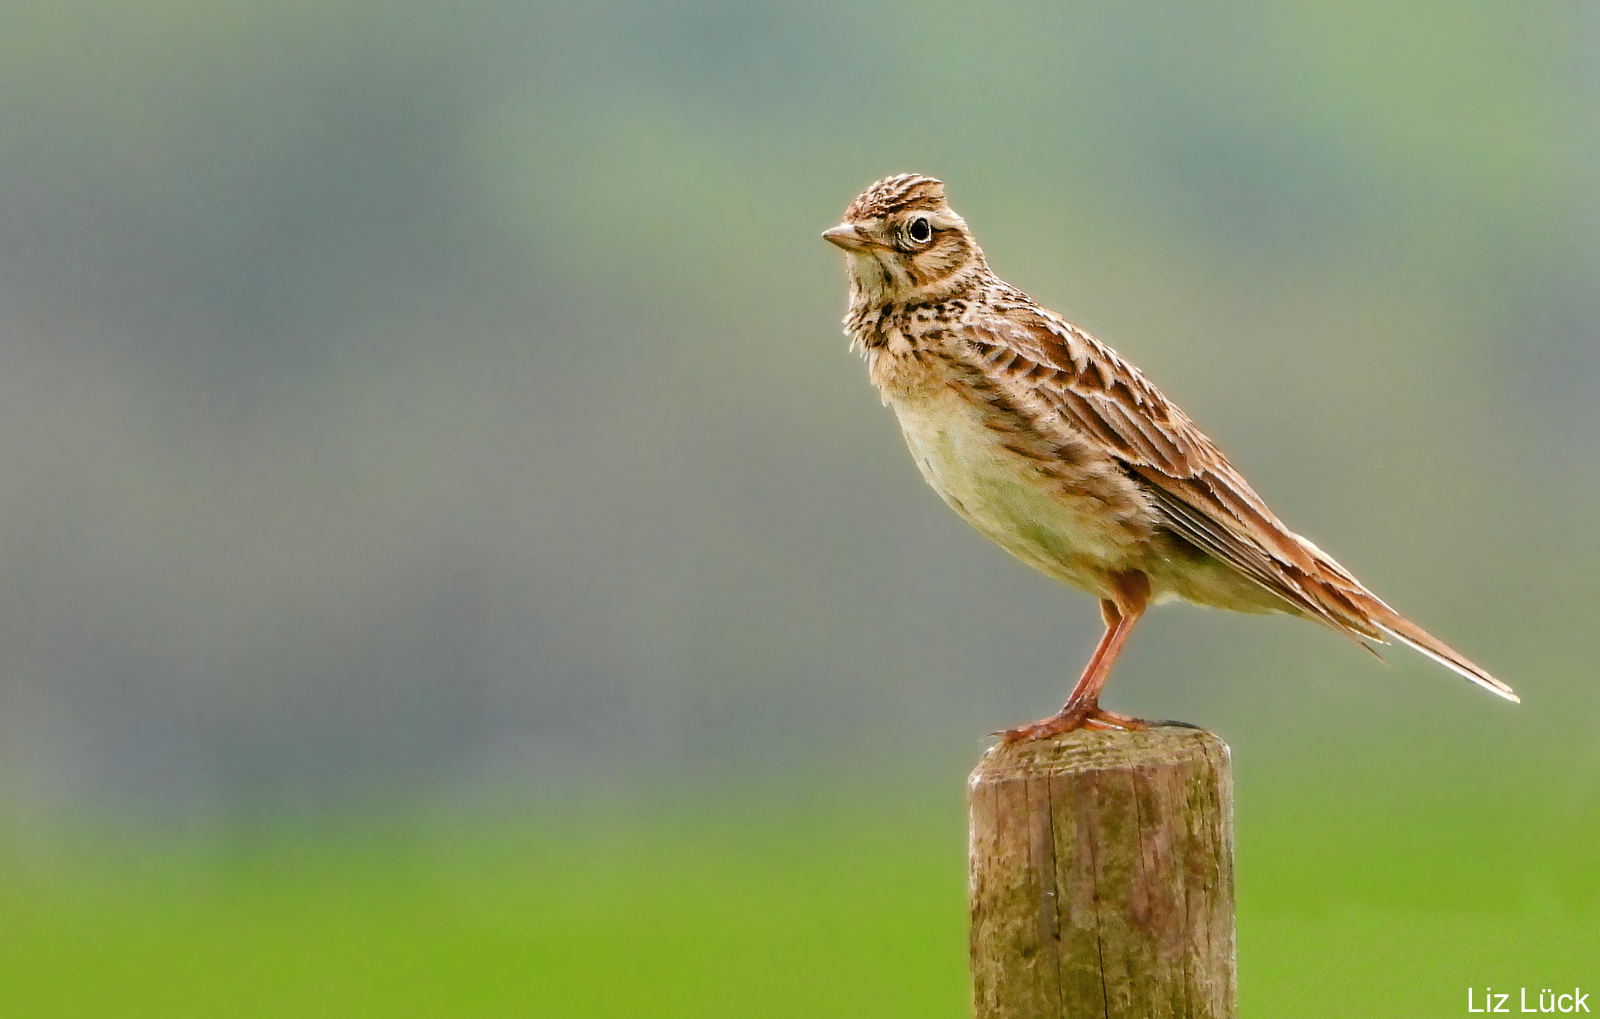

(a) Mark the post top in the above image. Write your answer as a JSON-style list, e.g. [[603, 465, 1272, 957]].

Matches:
[[970, 727, 1229, 786]]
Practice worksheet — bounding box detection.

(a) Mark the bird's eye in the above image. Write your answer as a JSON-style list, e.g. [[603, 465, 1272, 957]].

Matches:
[[908, 216, 932, 244]]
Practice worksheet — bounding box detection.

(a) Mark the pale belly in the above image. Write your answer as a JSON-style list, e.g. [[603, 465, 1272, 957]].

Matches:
[[876, 358, 1291, 616], [886, 381, 1153, 600]]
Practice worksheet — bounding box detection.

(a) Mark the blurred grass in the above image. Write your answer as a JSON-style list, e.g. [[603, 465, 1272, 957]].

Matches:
[[2, 791, 1595, 1018], [0, 801, 969, 1018]]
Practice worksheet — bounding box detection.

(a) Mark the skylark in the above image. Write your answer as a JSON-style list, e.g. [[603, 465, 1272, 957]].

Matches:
[[823, 173, 1517, 740]]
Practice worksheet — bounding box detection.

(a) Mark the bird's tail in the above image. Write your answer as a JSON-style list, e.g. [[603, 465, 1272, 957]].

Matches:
[[1344, 589, 1519, 703], [1288, 534, 1518, 703]]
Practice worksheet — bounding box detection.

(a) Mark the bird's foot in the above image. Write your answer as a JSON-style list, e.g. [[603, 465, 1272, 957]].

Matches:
[[998, 705, 1149, 743]]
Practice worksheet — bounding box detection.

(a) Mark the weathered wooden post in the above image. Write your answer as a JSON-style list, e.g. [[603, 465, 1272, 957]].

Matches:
[[968, 728, 1236, 1018]]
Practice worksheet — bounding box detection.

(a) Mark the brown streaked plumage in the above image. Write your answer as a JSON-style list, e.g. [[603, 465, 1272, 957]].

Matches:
[[823, 173, 1517, 740]]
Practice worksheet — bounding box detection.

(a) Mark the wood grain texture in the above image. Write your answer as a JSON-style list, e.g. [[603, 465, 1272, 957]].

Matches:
[[968, 728, 1235, 1019]]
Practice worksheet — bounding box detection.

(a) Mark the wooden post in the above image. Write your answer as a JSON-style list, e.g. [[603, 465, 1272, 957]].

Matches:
[[968, 728, 1236, 1019]]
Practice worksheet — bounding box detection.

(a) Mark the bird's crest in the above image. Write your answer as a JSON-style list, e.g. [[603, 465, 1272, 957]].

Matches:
[[844, 173, 946, 221]]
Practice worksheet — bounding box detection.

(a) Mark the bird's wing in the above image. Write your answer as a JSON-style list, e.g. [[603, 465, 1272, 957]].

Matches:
[[965, 304, 1381, 637], [958, 299, 1516, 701]]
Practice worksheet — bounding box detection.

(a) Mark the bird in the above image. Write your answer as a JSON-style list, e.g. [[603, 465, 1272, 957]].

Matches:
[[822, 173, 1517, 741]]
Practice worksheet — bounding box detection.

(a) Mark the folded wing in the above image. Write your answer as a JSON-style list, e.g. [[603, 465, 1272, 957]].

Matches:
[[962, 304, 1516, 702]]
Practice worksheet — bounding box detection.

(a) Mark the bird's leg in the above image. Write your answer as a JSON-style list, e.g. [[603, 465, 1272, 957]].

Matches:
[[1002, 572, 1150, 742]]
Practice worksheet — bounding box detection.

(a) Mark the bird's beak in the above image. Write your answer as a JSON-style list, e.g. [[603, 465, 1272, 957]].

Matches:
[[822, 223, 875, 251]]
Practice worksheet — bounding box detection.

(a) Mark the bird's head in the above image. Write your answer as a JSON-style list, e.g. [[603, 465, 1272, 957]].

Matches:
[[823, 174, 988, 306]]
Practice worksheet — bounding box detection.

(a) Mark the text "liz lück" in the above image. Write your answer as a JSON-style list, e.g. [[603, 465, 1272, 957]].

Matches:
[[1470, 988, 1589, 1013]]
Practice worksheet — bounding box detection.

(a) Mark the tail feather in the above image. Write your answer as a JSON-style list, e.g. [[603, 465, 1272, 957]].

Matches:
[[1365, 601, 1519, 703], [1282, 537, 1518, 704]]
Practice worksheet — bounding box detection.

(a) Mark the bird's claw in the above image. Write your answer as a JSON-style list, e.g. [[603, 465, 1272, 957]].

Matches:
[[996, 706, 1150, 743]]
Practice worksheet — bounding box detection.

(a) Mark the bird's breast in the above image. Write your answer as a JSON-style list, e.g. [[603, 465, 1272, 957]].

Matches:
[[874, 350, 1159, 598]]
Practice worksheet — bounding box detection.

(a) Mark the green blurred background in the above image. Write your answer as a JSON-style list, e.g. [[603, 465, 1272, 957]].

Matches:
[[0, 1, 1596, 1015]]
